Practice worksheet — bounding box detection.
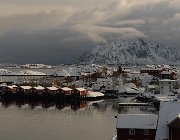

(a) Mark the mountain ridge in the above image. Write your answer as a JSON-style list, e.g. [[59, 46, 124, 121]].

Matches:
[[77, 39, 180, 65]]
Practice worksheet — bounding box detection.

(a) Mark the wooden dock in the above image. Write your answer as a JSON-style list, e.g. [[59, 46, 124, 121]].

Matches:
[[118, 102, 150, 107]]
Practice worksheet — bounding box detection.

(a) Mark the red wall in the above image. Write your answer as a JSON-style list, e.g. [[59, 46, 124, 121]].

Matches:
[[169, 128, 180, 140], [117, 128, 156, 140]]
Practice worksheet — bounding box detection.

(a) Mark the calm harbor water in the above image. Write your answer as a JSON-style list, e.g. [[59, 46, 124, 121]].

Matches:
[[0, 98, 157, 140]]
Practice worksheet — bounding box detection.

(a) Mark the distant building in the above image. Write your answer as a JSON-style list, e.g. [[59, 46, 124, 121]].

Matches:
[[159, 79, 178, 94], [159, 71, 176, 80], [116, 114, 158, 140], [140, 68, 165, 77]]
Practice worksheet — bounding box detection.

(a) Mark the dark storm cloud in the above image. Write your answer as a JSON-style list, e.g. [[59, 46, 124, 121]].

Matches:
[[0, 29, 96, 64], [0, 0, 179, 64]]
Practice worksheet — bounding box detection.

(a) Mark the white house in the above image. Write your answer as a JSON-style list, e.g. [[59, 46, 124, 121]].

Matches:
[[159, 79, 178, 94]]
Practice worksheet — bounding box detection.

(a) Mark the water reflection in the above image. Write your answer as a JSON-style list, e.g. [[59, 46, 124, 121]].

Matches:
[[1, 98, 89, 111], [1, 97, 158, 114], [0, 98, 158, 140]]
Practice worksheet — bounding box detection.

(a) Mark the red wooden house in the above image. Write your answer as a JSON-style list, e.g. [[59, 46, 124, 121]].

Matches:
[[46, 87, 59, 95], [3, 85, 18, 95], [116, 114, 158, 140], [33, 86, 45, 95], [159, 71, 176, 80], [18, 86, 33, 94], [74, 88, 87, 97], [140, 68, 165, 77], [168, 115, 180, 140], [61, 87, 73, 96]]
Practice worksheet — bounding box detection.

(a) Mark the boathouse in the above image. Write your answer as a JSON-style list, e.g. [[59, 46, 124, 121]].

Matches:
[[18, 86, 33, 94], [61, 87, 73, 96], [74, 88, 87, 97], [3, 85, 18, 95], [116, 114, 158, 140], [46, 87, 59, 95], [33, 86, 45, 95]]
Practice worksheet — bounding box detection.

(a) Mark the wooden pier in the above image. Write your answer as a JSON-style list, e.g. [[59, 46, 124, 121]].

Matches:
[[118, 102, 150, 107]]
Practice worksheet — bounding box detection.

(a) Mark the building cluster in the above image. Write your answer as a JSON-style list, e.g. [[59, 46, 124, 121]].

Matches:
[[0, 64, 180, 97], [1, 85, 87, 99]]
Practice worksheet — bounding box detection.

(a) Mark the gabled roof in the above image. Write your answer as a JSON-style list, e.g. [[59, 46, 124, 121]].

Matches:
[[33, 86, 45, 90], [116, 114, 158, 129], [61, 87, 72, 91], [155, 101, 180, 140], [20, 86, 32, 90], [7, 85, 18, 89], [46, 87, 59, 91], [76, 88, 87, 91]]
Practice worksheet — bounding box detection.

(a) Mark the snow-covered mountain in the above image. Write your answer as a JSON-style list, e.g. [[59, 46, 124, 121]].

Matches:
[[78, 39, 180, 65]]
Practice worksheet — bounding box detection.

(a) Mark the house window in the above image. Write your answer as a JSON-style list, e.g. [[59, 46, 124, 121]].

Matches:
[[144, 129, 149, 135], [129, 129, 135, 135]]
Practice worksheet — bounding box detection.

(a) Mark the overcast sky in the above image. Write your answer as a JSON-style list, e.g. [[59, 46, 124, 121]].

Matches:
[[0, 0, 180, 64]]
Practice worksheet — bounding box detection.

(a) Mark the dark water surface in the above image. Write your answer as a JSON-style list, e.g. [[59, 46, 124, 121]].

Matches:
[[0, 98, 157, 140]]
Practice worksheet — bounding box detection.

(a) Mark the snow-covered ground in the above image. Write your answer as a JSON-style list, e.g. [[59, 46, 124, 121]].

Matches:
[[17, 70, 46, 75], [86, 91, 104, 97], [0, 69, 16, 75]]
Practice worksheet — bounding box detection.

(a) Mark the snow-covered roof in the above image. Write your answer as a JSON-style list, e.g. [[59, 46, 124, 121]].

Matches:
[[148, 85, 156, 89], [86, 91, 104, 97], [46, 87, 59, 91], [155, 101, 180, 140], [159, 79, 177, 82], [160, 71, 173, 75], [141, 68, 164, 71], [155, 94, 177, 101], [130, 71, 140, 74], [116, 114, 158, 129], [17, 70, 46, 75], [33, 86, 45, 90], [76, 88, 86, 91], [124, 83, 136, 88], [61, 87, 73, 91], [124, 88, 141, 94], [0, 69, 16, 75], [0, 83, 8, 87], [20, 86, 32, 90], [7, 85, 18, 89]]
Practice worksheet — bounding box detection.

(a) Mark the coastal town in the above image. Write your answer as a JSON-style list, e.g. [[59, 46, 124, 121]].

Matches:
[[0, 63, 180, 140]]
